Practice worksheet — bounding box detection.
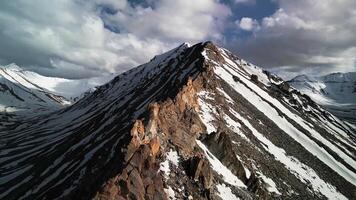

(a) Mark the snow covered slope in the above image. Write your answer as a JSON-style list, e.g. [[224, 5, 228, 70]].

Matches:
[[0, 64, 70, 113], [0, 42, 355, 200], [288, 73, 356, 123], [0, 64, 113, 128], [0, 64, 114, 112]]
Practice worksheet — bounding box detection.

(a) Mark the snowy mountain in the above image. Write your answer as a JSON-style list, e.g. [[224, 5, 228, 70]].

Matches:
[[0, 42, 355, 200], [0, 64, 72, 109], [288, 72, 356, 123], [0, 64, 114, 128], [0, 64, 114, 109]]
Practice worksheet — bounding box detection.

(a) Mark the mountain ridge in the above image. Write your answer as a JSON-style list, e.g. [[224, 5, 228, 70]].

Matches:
[[288, 72, 356, 123], [1, 42, 355, 200]]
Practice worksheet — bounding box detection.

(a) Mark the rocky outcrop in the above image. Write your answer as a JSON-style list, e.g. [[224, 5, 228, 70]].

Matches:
[[203, 131, 248, 183], [246, 173, 269, 200], [188, 156, 214, 190], [94, 74, 209, 199], [251, 74, 259, 83], [94, 140, 166, 200], [203, 131, 270, 197]]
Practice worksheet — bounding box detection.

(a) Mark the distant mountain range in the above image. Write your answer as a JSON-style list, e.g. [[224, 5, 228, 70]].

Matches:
[[1, 42, 355, 199], [0, 64, 114, 128], [0, 63, 112, 104], [288, 72, 356, 124]]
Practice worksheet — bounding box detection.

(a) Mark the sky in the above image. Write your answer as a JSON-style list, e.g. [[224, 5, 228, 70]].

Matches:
[[0, 0, 355, 79]]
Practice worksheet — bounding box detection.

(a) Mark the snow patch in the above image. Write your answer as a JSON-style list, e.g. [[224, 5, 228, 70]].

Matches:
[[216, 184, 240, 200], [197, 91, 217, 134], [196, 140, 246, 188], [167, 149, 179, 167], [164, 186, 176, 200]]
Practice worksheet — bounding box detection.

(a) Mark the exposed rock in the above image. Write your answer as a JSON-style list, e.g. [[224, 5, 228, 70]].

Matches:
[[233, 75, 240, 82], [203, 131, 248, 183], [188, 156, 214, 190], [175, 77, 200, 113], [95, 140, 166, 200], [251, 74, 259, 83], [149, 136, 160, 157], [246, 173, 269, 200], [147, 103, 160, 136], [278, 82, 290, 92]]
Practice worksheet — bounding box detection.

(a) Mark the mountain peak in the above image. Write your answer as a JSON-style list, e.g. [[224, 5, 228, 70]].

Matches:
[[1, 63, 23, 71], [1, 42, 356, 200]]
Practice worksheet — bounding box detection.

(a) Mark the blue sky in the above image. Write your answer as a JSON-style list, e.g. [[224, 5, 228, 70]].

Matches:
[[0, 0, 355, 79]]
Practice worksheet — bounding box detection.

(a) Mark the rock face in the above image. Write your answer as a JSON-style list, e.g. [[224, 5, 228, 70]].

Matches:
[[1, 42, 356, 200]]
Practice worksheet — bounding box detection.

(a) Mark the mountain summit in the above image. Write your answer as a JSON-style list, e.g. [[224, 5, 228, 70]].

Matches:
[[1, 42, 355, 200]]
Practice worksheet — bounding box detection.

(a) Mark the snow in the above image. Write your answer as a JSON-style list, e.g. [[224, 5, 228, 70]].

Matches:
[[167, 149, 179, 167], [227, 107, 347, 199], [289, 72, 356, 123], [197, 91, 217, 134], [244, 167, 251, 179], [223, 112, 251, 143], [200, 47, 350, 198], [165, 186, 176, 200], [0, 63, 114, 100], [213, 60, 356, 187], [160, 160, 170, 178], [196, 140, 246, 188], [258, 172, 281, 195], [216, 184, 240, 200]]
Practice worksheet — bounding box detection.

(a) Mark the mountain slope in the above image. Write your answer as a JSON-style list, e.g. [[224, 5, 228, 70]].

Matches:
[[0, 42, 355, 200], [0, 64, 71, 112], [288, 72, 356, 123], [0, 64, 114, 128]]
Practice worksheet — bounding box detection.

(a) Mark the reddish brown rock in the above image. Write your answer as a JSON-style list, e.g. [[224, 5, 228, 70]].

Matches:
[[189, 156, 214, 190], [149, 136, 160, 157], [147, 103, 160, 136]]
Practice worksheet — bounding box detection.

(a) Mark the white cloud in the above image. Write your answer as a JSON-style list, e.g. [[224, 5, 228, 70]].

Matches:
[[236, 17, 260, 31], [230, 0, 356, 75], [104, 0, 231, 42], [0, 0, 231, 79], [234, 0, 256, 5]]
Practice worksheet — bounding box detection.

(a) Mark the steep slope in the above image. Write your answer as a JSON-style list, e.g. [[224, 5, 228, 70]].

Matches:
[[0, 42, 355, 200], [288, 72, 356, 123]]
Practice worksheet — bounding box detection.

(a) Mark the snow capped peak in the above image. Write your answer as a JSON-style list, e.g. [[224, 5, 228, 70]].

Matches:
[[181, 42, 191, 48], [321, 72, 356, 82], [1, 63, 23, 71], [289, 74, 317, 82]]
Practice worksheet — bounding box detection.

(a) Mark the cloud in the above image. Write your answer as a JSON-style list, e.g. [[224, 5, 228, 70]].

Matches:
[[234, 0, 256, 5], [236, 17, 260, 31], [229, 0, 356, 75], [0, 0, 231, 79]]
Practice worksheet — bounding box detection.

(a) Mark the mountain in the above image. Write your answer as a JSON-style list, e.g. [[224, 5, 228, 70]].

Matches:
[[0, 64, 114, 128], [0, 42, 355, 200], [288, 72, 356, 123], [0, 64, 70, 128], [0, 64, 71, 111]]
